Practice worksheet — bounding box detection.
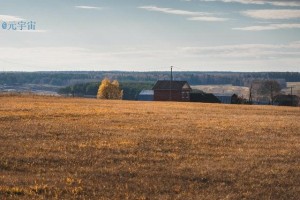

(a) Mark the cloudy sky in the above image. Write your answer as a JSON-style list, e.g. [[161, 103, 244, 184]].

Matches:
[[0, 0, 300, 72]]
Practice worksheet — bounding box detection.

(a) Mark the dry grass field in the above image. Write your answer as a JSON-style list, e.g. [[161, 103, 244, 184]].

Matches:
[[0, 95, 299, 199]]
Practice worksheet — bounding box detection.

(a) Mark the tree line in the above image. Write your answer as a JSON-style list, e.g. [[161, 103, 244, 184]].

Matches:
[[1, 72, 300, 86], [58, 81, 154, 100]]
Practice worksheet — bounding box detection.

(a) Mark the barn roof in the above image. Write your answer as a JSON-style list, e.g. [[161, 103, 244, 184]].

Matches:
[[152, 80, 191, 90], [139, 90, 154, 95]]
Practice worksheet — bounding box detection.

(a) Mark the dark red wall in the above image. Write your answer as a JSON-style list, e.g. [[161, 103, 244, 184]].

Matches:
[[154, 90, 190, 102]]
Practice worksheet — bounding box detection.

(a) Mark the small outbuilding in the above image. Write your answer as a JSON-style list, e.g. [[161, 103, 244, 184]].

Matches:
[[274, 94, 299, 106], [138, 90, 154, 101], [213, 94, 231, 104], [190, 91, 221, 103], [214, 94, 238, 104]]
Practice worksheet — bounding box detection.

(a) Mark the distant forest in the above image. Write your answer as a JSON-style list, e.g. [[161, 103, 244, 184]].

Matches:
[[1, 71, 300, 86], [58, 82, 154, 100]]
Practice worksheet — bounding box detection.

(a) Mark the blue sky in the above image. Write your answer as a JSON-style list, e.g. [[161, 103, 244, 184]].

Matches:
[[0, 0, 300, 72]]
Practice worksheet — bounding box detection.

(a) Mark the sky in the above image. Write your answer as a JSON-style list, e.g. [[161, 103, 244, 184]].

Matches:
[[0, 0, 300, 72]]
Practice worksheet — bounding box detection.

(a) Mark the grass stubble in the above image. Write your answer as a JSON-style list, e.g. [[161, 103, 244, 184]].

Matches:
[[0, 95, 299, 199]]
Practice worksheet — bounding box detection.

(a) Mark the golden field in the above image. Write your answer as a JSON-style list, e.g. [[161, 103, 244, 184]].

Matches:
[[0, 95, 299, 199]]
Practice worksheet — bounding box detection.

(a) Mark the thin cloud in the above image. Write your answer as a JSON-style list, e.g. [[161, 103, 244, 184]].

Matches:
[[1, 44, 299, 71], [139, 6, 208, 16], [188, 16, 228, 21], [201, 0, 300, 7], [233, 23, 300, 31], [241, 9, 300, 20], [180, 41, 300, 58], [0, 15, 24, 21], [75, 6, 103, 10], [271, 1, 300, 7], [202, 0, 265, 5], [139, 5, 228, 22]]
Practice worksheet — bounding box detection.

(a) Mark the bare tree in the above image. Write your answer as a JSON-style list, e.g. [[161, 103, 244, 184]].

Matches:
[[248, 80, 281, 104], [258, 80, 281, 105]]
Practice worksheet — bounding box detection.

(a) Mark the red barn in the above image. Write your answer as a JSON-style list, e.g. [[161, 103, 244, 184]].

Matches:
[[152, 80, 192, 102]]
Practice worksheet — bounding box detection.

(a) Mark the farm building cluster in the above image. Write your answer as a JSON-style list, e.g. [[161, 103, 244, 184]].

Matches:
[[138, 80, 300, 106], [138, 80, 238, 104]]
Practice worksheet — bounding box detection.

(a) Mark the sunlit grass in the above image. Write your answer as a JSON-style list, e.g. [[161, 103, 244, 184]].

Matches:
[[0, 95, 299, 199]]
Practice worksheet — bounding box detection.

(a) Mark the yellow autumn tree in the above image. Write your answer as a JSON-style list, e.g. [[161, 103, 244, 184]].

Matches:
[[97, 78, 123, 100], [111, 80, 123, 99]]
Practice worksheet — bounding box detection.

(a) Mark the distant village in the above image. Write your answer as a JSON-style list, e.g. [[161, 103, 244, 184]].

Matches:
[[137, 79, 299, 107]]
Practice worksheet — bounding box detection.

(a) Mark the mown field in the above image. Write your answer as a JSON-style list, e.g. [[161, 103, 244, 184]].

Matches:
[[0, 95, 299, 199]]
